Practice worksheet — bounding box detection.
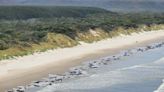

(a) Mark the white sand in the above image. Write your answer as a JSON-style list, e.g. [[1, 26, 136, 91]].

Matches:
[[0, 30, 164, 77]]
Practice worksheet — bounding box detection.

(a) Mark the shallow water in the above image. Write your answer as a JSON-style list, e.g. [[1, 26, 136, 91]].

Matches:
[[28, 45, 164, 92]]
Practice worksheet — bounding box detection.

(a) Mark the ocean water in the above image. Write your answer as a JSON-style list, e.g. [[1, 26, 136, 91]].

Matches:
[[31, 45, 164, 92]]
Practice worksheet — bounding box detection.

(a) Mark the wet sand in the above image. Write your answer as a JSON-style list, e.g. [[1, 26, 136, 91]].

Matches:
[[0, 30, 164, 92]]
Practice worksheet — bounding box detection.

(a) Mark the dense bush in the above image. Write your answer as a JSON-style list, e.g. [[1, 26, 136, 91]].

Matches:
[[0, 40, 9, 50], [0, 6, 110, 20]]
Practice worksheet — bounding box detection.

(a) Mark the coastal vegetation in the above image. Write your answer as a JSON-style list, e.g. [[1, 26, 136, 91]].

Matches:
[[0, 6, 164, 60], [0, 6, 109, 20]]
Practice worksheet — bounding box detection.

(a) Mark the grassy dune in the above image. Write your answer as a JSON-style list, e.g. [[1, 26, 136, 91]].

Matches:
[[0, 24, 164, 60]]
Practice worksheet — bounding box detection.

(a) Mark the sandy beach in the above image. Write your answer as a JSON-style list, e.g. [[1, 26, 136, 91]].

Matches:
[[0, 30, 164, 92]]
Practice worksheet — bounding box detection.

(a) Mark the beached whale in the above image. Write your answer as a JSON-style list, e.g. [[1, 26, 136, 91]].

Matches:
[[69, 68, 87, 76], [8, 86, 26, 92]]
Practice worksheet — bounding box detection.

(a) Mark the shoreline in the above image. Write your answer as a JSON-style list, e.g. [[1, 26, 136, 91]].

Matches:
[[34, 42, 164, 92], [0, 30, 164, 91]]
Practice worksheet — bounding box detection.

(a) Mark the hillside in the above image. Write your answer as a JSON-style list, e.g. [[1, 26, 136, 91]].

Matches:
[[0, 0, 164, 12], [0, 6, 110, 20]]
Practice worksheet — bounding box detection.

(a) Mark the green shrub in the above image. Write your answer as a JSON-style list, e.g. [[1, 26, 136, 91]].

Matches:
[[0, 40, 9, 50]]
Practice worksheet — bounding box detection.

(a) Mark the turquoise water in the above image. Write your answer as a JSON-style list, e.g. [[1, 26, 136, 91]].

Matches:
[[28, 44, 164, 92]]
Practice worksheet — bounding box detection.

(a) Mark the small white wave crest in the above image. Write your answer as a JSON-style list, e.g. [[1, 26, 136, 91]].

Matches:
[[154, 79, 164, 92], [154, 57, 164, 64]]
